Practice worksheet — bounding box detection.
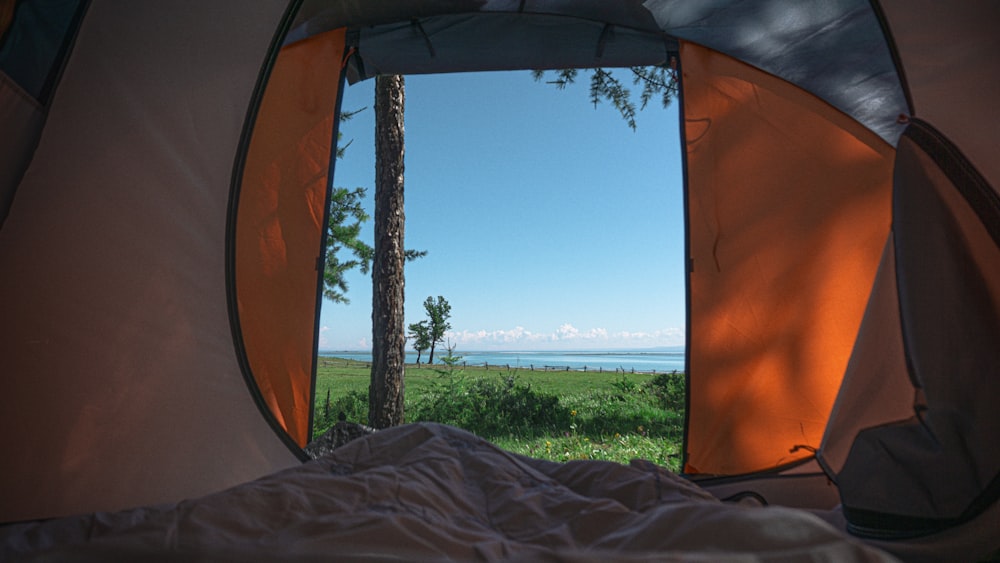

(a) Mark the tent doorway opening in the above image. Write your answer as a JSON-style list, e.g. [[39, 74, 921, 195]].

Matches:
[[315, 70, 687, 465]]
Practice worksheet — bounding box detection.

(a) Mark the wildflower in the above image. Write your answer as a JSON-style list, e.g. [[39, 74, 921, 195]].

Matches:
[[570, 410, 577, 417]]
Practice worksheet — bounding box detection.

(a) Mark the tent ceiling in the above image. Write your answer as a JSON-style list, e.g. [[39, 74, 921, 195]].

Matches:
[[345, 13, 675, 82], [643, 0, 907, 144], [289, 0, 907, 145]]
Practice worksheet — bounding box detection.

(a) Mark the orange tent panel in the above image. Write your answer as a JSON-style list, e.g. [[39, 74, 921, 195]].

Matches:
[[681, 41, 895, 475], [235, 29, 345, 446]]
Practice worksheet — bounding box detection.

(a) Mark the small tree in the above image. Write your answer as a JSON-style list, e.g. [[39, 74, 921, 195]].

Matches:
[[408, 320, 431, 365], [422, 295, 452, 364]]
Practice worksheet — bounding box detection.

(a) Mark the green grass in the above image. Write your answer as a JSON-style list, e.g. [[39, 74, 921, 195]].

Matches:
[[314, 357, 686, 472]]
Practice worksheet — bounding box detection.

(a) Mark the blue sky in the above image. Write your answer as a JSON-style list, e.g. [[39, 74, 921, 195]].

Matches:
[[318, 70, 686, 351]]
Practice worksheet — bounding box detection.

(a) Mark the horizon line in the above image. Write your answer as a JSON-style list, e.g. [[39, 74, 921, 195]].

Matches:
[[318, 346, 685, 353]]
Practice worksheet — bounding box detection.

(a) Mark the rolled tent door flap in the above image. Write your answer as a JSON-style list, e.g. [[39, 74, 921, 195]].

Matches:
[[835, 120, 1000, 537]]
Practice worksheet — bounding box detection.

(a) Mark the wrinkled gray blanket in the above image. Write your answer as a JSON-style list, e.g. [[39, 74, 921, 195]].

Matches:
[[1, 423, 895, 562]]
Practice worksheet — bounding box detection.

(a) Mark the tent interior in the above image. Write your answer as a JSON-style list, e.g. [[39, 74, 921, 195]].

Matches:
[[1, 1, 998, 561]]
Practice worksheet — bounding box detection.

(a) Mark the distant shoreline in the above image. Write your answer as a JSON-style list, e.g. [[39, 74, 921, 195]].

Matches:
[[320, 348, 686, 374], [319, 347, 685, 355]]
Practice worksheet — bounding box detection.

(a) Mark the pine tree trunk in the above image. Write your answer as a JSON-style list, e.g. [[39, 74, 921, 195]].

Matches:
[[369, 75, 406, 429]]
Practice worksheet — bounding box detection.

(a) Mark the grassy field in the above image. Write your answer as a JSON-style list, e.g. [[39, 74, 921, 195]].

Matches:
[[314, 356, 686, 472]]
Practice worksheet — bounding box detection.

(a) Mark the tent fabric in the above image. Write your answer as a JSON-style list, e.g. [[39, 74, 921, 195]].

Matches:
[[346, 13, 672, 81], [0, 1, 301, 523], [235, 28, 346, 448], [816, 234, 914, 476], [0, 0, 15, 36], [834, 119, 1000, 537], [0, 0, 84, 102], [680, 40, 894, 475], [297, 0, 907, 145], [643, 0, 908, 145], [878, 0, 1000, 192], [0, 0, 84, 225], [0, 0, 998, 556], [0, 72, 43, 224], [0, 423, 898, 562]]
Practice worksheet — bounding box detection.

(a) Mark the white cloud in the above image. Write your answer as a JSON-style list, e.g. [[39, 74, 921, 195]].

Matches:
[[444, 324, 684, 351], [556, 323, 579, 339]]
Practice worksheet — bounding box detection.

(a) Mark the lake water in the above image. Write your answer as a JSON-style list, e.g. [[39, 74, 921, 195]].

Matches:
[[319, 349, 686, 374]]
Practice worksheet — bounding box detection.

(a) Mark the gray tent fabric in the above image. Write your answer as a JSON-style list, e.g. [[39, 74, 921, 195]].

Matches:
[[817, 234, 914, 476], [0, 0, 301, 522], [642, 0, 908, 144], [879, 0, 1000, 193], [0, 0, 84, 102], [297, 0, 907, 144], [0, 72, 43, 225], [0, 0, 84, 225], [834, 119, 1000, 537], [349, 13, 673, 80]]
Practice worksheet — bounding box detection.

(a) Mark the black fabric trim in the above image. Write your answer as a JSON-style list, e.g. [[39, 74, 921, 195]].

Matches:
[[846, 468, 1000, 539], [686, 457, 820, 483], [868, 1, 914, 117], [721, 491, 768, 506], [674, 48, 694, 476], [226, 0, 310, 463], [904, 118, 1000, 249], [844, 507, 954, 540], [410, 18, 435, 58], [814, 452, 838, 485]]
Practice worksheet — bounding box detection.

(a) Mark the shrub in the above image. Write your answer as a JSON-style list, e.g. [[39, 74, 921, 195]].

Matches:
[[644, 370, 686, 413], [410, 369, 572, 438], [313, 389, 368, 439]]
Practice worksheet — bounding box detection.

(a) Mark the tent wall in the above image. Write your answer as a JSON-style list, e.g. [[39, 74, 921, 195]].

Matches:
[[879, 1, 1000, 192], [0, 1, 302, 523], [0, 72, 42, 225], [235, 28, 345, 447], [833, 120, 1000, 537], [0, 1, 994, 547], [0, 0, 85, 225], [819, 1, 1000, 539], [0, 0, 85, 103], [680, 41, 894, 475], [817, 234, 914, 475]]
